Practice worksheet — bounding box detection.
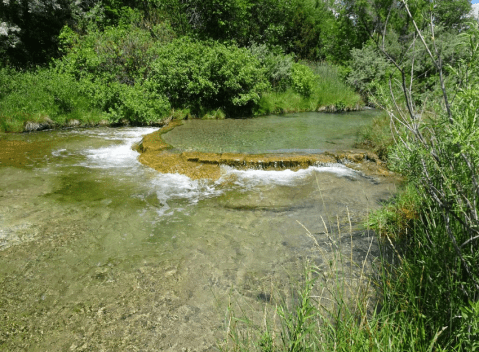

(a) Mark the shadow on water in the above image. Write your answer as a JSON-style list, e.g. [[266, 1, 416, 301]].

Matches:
[[0, 114, 396, 351]]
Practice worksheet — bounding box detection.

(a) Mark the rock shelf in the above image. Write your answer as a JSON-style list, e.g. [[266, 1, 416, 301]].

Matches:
[[137, 120, 393, 180]]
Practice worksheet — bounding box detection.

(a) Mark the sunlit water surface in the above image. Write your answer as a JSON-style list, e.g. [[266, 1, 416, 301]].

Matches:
[[163, 110, 381, 153], [0, 117, 394, 351]]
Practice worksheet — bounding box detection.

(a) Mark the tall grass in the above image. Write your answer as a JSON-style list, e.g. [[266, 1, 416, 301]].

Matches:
[[254, 63, 362, 116], [355, 112, 393, 160], [308, 62, 362, 110], [220, 202, 463, 351], [0, 68, 106, 132]]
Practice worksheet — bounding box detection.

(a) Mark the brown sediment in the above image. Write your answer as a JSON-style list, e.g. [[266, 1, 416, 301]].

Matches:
[[135, 119, 182, 153], [0, 140, 50, 168], [137, 120, 393, 180]]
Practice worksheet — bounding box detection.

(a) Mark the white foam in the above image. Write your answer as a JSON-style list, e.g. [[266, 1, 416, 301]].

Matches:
[[51, 148, 67, 157], [218, 164, 357, 188], [60, 126, 359, 216], [144, 164, 358, 216], [150, 173, 222, 216], [76, 127, 158, 169], [81, 143, 141, 169], [70, 127, 158, 141]]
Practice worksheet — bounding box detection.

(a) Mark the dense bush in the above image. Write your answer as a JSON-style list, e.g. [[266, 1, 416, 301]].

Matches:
[[248, 43, 293, 91], [80, 80, 171, 124], [147, 38, 269, 116], [1, 0, 370, 130], [347, 44, 390, 99], [370, 19, 479, 350], [0, 68, 105, 132], [56, 24, 358, 120], [290, 63, 316, 97], [57, 22, 176, 84]]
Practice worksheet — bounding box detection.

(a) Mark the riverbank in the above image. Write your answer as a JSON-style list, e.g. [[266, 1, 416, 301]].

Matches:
[[0, 53, 362, 133]]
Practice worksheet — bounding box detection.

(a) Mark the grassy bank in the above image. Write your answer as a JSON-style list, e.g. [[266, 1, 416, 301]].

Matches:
[[0, 68, 107, 133], [0, 23, 362, 133], [0, 63, 362, 133], [222, 182, 478, 351], [254, 63, 363, 116]]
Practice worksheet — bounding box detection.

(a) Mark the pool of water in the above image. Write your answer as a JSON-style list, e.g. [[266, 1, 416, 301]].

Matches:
[[0, 120, 394, 351], [163, 111, 380, 154]]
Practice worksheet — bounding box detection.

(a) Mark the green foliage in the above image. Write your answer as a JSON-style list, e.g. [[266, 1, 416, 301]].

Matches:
[[373, 16, 479, 351], [106, 82, 171, 124], [356, 112, 393, 160], [221, 242, 448, 352], [290, 63, 315, 97], [347, 45, 390, 99], [53, 22, 177, 124], [3, 15, 366, 130], [277, 272, 318, 351], [320, 5, 367, 63], [148, 37, 269, 116], [248, 44, 294, 91], [57, 23, 175, 85], [223, 7, 479, 352], [457, 300, 479, 351], [254, 63, 362, 116], [1, 0, 473, 70], [309, 62, 363, 111], [433, 0, 472, 28], [254, 89, 314, 115], [153, 0, 337, 61], [0, 68, 105, 132], [367, 184, 419, 240]]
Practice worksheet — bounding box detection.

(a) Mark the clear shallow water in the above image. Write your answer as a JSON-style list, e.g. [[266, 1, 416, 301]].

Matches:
[[163, 111, 380, 154], [0, 122, 394, 351]]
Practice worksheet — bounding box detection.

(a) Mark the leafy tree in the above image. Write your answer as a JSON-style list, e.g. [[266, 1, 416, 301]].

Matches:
[[151, 0, 336, 61], [432, 0, 472, 28], [0, 0, 72, 66]]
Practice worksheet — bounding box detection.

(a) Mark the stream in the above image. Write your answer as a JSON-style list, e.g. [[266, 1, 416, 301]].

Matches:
[[0, 112, 396, 351]]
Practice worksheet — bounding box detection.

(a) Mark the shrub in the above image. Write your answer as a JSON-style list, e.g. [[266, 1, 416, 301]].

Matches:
[[290, 63, 315, 97], [57, 23, 175, 85], [347, 44, 389, 98], [106, 82, 171, 124], [0, 68, 105, 132], [148, 38, 270, 117], [249, 43, 294, 91]]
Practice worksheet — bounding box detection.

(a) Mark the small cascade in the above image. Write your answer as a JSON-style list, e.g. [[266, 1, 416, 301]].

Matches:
[[137, 125, 390, 180]]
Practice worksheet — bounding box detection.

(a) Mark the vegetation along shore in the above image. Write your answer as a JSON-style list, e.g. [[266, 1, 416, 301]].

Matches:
[[1, 0, 479, 350]]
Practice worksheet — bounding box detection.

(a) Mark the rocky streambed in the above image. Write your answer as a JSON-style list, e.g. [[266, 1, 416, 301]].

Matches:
[[0, 112, 397, 351]]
